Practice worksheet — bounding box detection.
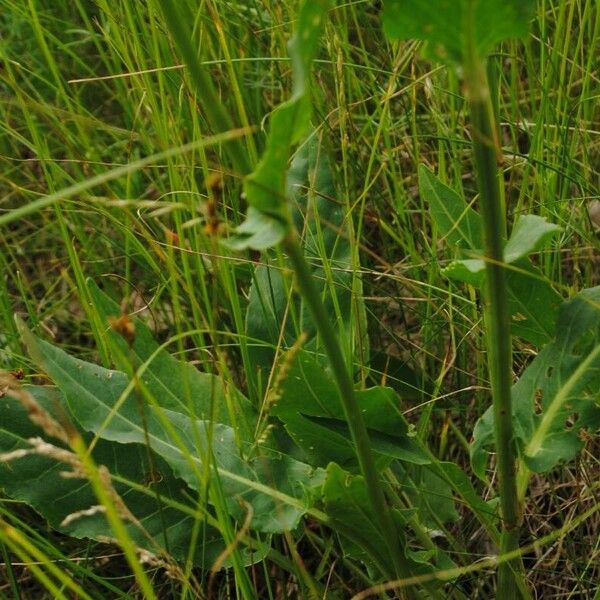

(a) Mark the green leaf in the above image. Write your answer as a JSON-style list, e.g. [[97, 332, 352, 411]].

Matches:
[[87, 280, 256, 438], [423, 167, 563, 345], [419, 165, 482, 249], [391, 459, 500, 542], [443, 214, 561, 286], [245, 260, 293, 375], [504, 215, 562, 264], [322, 464, 451, 579], [322, 463, 400, 572], [506, 262, 562, 347], [383, 0, 536, 65], [442, 258, 485, 285], [471, 287, 600, 477], [272, 351, 429, 467], [444, 256, 562, 346], [17, 324, 325, 534], [245, 137, 358, 376], [432, 461, 500, 541], [0, 386, 265, 569], [241, 0, 332, 220], [225, 208, 287, 251], [403, 467, 459, 529]]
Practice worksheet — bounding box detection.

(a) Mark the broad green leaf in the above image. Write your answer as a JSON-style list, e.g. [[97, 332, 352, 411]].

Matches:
[[284, 412, 429, 469], [443, 215, 561, 286], [0, 386, 265, 568], [322, 463, 403, 573], [323, 464, 450, 579], [401, 466, 459, 529], [424, 167, 562, 345], [391, 459, 500, 543], [442, 258, 485, 285], [225, 208, 287, 251], [444, 258, 562, 347], [383, 0, 536, 65], [471, 287, 600, 477], [230, 0, 333, 249], [506, 262, 562, 347], [87, 279, 256, 439], [419, 165, 482, 249], [504, 215, 562, 264], [245, 137, 358, 376], [18, 325, 325, 534], [272, 351, 429, 467], [245, 260, 293, 375], [431, 461, 500, 542]]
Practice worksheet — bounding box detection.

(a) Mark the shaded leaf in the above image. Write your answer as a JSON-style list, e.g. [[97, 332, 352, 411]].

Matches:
[[506, 262, 562, 347], [471, 287, 600, 477], [87, 280, 256, 439], [0, 386, 265, 568], [419, 165, 482, 249], [273, 351, 429, 468], [322, 463, 400, 572], [432, 461, 500, 541], [391, 459, 500, 543], [323, 464, 452, 580], [367, 351, 426, 402], [246, 137, 358, 377], [18, 324, 325, 534], [403, 467, 459, 529]]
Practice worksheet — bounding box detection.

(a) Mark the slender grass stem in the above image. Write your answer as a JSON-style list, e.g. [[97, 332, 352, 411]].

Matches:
[[158, 1, 252, 177], [0, 539, 21, 600]]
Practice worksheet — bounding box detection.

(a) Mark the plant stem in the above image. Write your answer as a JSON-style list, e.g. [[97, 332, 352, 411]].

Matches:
[[464, 55, 525, 596], [282, 233, 412, 585]]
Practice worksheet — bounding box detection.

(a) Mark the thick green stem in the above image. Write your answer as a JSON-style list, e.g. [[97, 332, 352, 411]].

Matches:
[[465, 59, 525, 596], [282, 233, 417, 588]]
